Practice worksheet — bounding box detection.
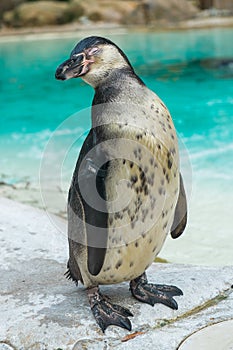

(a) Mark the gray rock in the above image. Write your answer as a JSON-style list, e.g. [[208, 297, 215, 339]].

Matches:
[[77, 0, 137, 24], [0, 0, 24, 19], [2, 1, 81, 27], [0, 197, 232, 349], [124, 0, 198, 25]]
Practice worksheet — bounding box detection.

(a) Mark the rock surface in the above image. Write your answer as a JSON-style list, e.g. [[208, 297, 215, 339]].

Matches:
[[124, 0, 198, 25], [3, 1, 83, 27], [2, 0, 198, 28], [1, 0, 233, 29], [0, 0, 24, 19], [0, 197, 233, 349]]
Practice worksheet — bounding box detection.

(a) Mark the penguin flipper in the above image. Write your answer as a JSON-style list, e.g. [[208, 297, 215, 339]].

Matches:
[[68, 127, 109, 277], [68, 160, 108, 278], [67, 184, 86, 284], [170, 173, 187, 239]]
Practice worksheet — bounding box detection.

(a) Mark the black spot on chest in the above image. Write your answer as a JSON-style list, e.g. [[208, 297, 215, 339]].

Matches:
[[115, 260, 122, 269], [131, 175, 138, 184]]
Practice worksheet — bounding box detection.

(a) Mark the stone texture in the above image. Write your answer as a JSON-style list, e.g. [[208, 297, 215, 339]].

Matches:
[[124, 0, 198, 25], [0, 0, 24, 19], [76, 0, 137, 24], [210, 0, 233, 11], [1, 0, 199, 27], [178, 320, 233, 350], [3, 1, 83, 27], [0, 197, 233, 350]]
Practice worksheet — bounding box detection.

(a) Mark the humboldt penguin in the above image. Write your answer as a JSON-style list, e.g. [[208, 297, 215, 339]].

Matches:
[[55, 36, 187, 332]]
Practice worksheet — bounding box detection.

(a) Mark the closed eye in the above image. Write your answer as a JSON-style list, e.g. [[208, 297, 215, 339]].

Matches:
[[88, 47, 101, 56]]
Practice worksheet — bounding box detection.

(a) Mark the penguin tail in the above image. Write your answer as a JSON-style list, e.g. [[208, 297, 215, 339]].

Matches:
[[64, 267, 79, 286]]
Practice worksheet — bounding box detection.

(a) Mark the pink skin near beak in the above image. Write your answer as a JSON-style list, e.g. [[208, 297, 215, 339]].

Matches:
[[77, 52, 94, 76], [55, 47, 98, 81]]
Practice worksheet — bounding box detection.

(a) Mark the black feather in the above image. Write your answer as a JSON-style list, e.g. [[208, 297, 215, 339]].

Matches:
[[64, 268, 79, 286], [70, 36, 133, 70]]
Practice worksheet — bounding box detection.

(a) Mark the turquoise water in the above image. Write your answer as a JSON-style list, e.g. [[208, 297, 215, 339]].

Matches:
[[1, 28, 233, 264], [1, 28, 233, 188]]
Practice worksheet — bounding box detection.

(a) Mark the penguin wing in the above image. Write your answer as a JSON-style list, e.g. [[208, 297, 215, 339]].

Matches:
[[68, 128, 109, 276], [170, 173, 187, 239], [67, 184, 85, 283]]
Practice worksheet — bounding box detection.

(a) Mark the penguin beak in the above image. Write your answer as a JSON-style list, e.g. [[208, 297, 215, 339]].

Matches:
[[55, 53, 94, 80]]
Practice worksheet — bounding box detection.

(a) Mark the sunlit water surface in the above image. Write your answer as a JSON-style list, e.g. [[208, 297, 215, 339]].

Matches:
[[1, 28, 233, 265]]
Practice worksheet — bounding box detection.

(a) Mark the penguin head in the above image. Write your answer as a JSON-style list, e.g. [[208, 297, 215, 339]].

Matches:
[[55, 36, 133, 88]]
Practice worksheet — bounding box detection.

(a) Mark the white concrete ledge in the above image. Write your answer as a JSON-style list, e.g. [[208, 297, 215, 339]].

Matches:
[[0, 198, 232, 350]]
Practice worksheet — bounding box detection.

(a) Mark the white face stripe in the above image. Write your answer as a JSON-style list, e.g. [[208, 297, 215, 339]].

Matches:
[[72, 52, 85, 58]]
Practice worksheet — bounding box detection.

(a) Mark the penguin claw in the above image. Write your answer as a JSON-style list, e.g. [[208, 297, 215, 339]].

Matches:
[[87, 287, 133, 332], [109, 302, 134, 317], [130, 272, 183, 310], [150, 284, 183, 297]]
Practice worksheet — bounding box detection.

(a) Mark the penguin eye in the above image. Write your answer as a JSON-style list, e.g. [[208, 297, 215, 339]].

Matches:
[[88, 47, 100, 56]]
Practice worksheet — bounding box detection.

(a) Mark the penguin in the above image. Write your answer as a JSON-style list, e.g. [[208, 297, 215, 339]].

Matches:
[[55, 36, 187, 332]]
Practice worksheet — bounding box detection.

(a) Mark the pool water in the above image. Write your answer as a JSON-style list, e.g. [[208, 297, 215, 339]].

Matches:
[[1, 28, 233, 265]]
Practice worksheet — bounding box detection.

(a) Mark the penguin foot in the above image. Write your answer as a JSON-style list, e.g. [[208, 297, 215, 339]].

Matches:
[[130, 272, 183, 310], [87, 286, 133, 332]]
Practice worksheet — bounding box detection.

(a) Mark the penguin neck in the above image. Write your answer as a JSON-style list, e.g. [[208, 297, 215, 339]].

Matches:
[[83, 65, 135, 89], [91, 68, 145, 129], [93, 67, 144, 101]]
